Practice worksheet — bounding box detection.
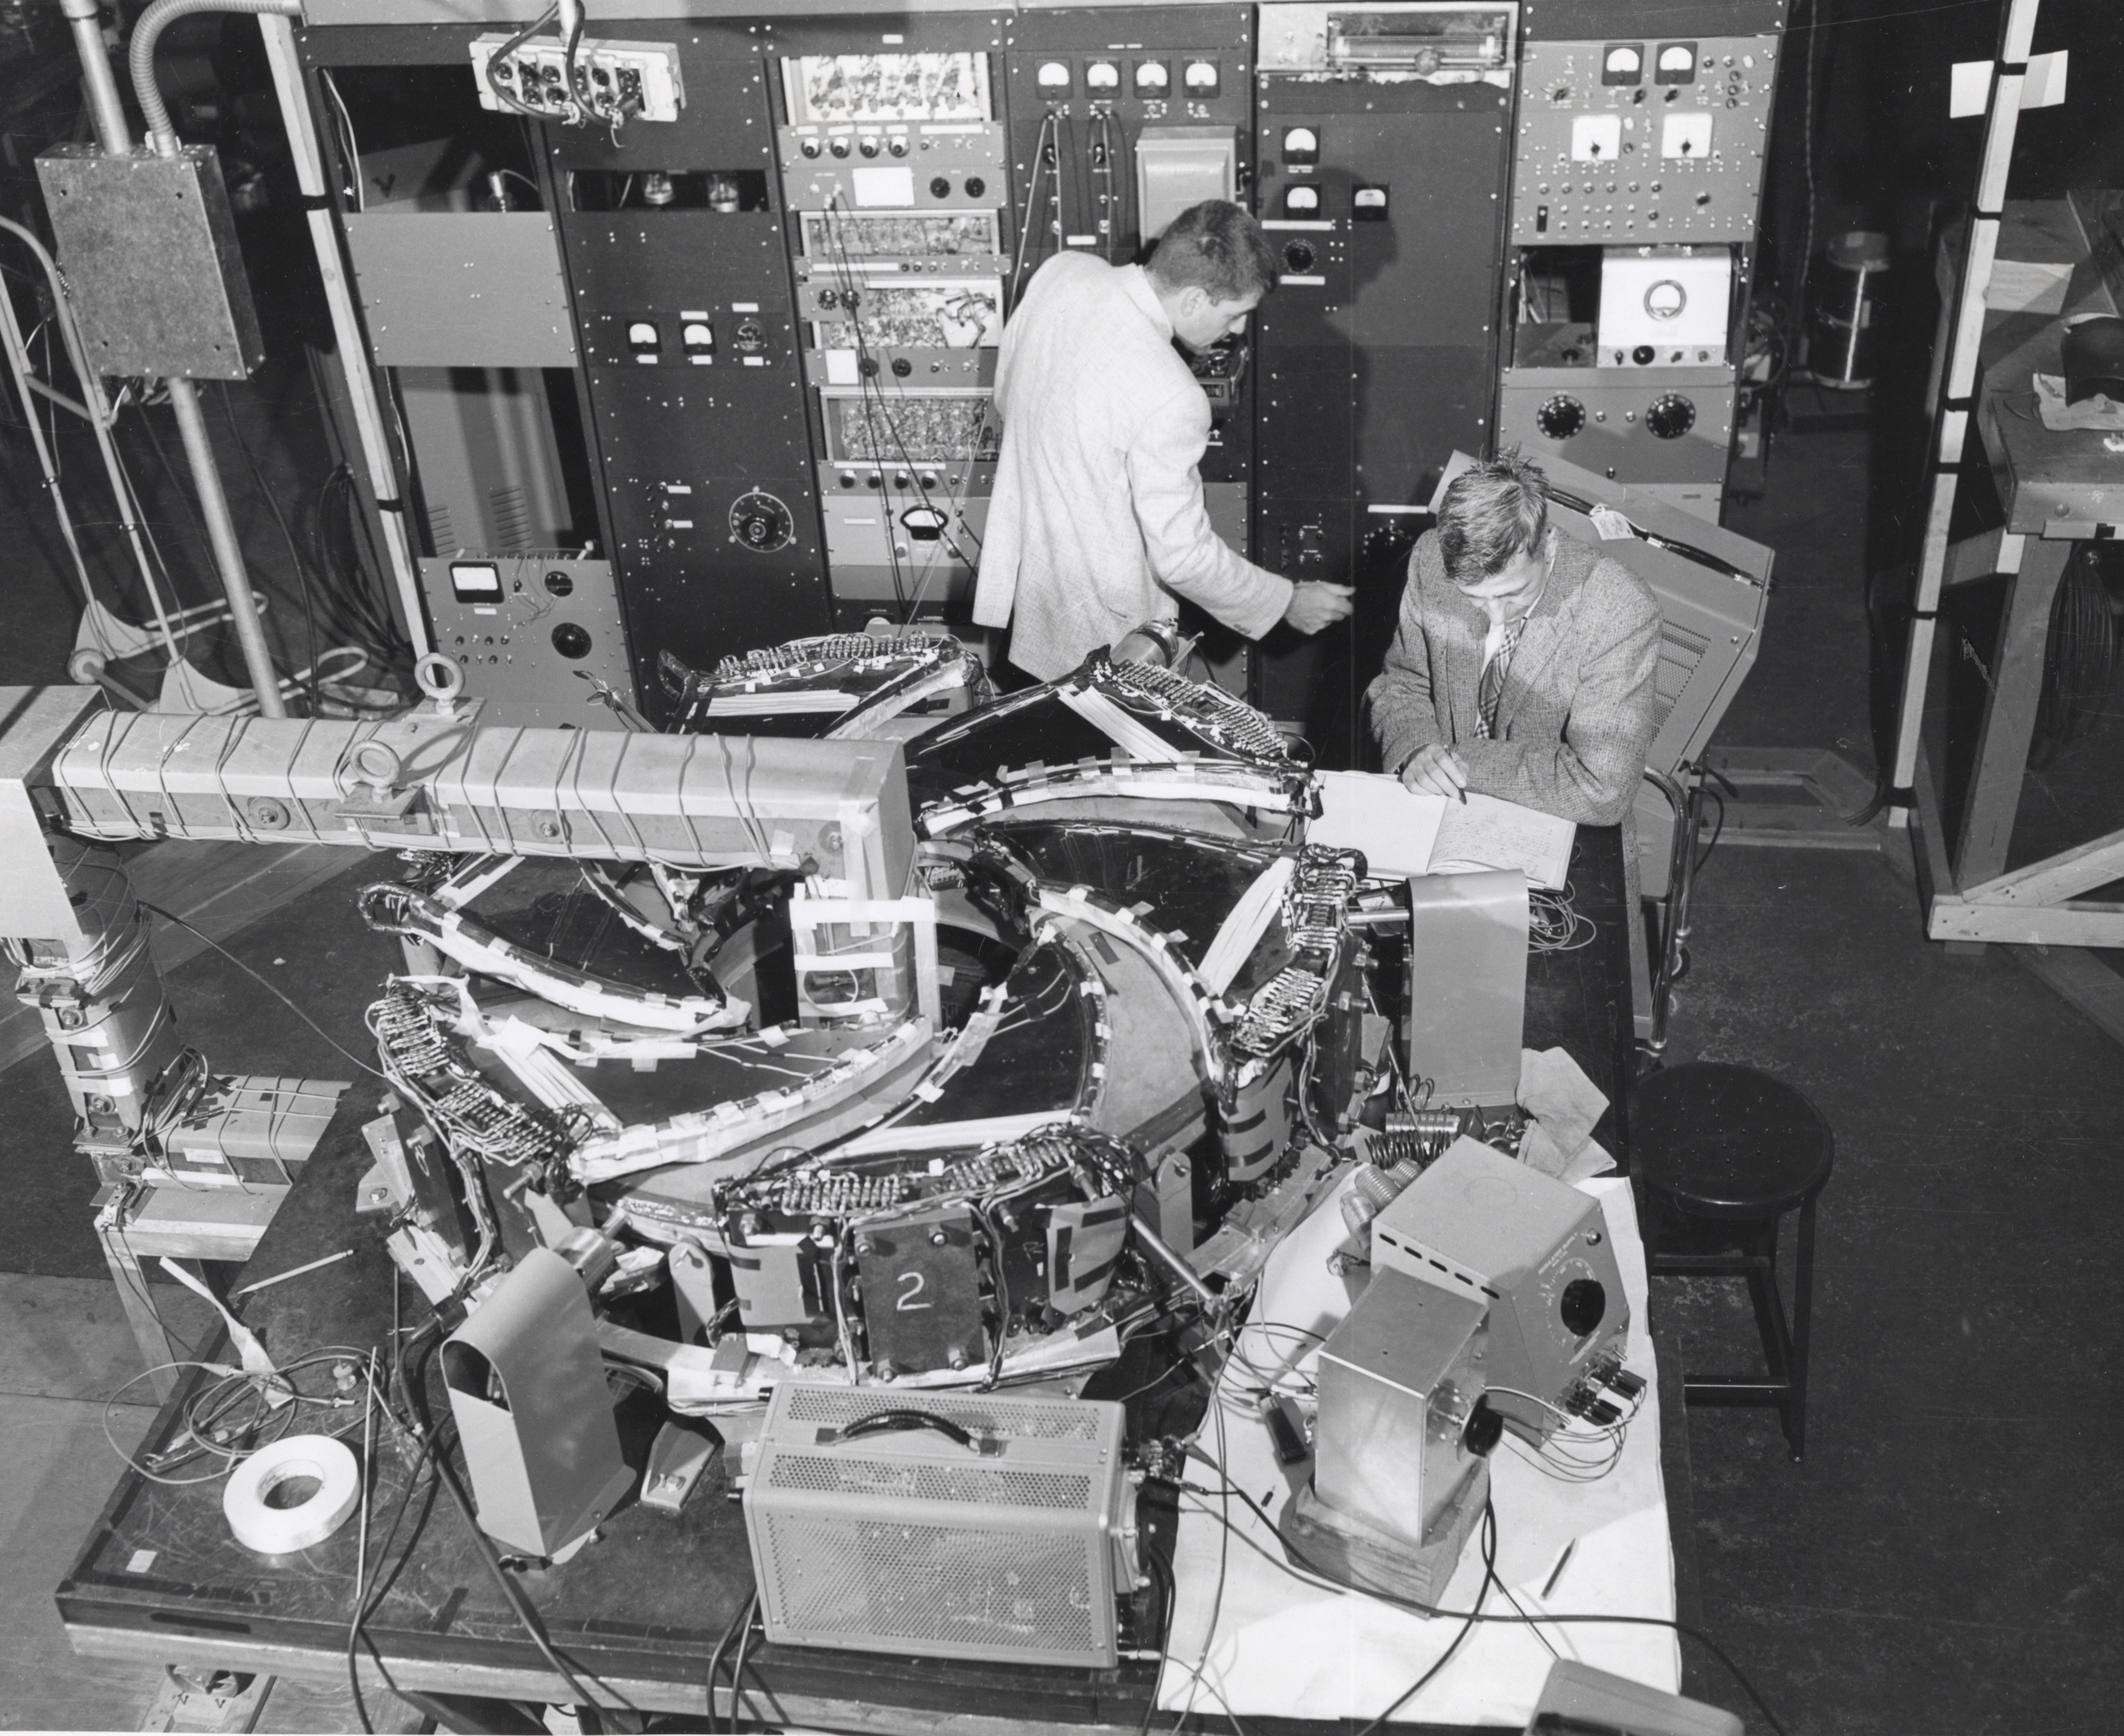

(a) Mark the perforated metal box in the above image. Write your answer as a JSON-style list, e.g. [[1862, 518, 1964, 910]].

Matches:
[[745, 1385, 1133, 1666]]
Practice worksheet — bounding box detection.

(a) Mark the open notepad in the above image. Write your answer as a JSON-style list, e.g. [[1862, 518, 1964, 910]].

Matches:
[[1312, 769, 1576, 891]]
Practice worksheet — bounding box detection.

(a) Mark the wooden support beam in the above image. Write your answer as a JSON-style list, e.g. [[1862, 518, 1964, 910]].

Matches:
[[1951, 536, 2074, 888], [1929, 899, 2124, 947], [1960, 826, 2124, 908]]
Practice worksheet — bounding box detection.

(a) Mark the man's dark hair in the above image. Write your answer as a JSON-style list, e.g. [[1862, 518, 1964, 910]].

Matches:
[[1145, 201, 1279, 304], [1437, 450, 1551, 585]]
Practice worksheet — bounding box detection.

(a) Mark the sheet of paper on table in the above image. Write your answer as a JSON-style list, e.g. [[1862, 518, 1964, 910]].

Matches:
[[1312, 771, 1575, 891], [1157, 1170, 1675, 1727]]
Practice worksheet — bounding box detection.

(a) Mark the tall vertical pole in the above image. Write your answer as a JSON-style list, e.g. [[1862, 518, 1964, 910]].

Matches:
[[59, 0, 287, 717], [1884, 0, 2043, 807]]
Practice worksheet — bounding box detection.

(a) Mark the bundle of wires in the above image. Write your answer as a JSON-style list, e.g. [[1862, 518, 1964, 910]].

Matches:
[[1527, 884, 1595, 954], [2033, 543, 2121, 764], [101, 1345, 381, 1487], [1490, 1382, 1641, 1484]]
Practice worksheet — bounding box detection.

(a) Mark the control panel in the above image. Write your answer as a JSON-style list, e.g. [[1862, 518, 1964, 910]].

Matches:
[[1002, 13, 1254, 287], [545, 35, 835, 721], [1496, 359, 1734, 524], [1251, 2, 1516, 762], [1508, 36, 1778, 243], [420, 555, 635, 726], [1595, 246, 1732, 366], [775, 46, 1008, 619]]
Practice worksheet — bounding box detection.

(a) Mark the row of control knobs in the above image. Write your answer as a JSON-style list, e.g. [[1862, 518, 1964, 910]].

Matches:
[[1537, 393, 1697, 441]]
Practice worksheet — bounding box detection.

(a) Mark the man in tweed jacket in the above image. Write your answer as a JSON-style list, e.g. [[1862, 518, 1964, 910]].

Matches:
[[1368, 453, 1660, 914], [974, 201, 1352, 681], [1376, 455, 1657, 1024]]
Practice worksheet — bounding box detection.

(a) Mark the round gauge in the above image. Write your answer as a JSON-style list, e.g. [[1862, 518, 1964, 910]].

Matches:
[[1603, 44, 1642, 80], [1642, 278, 1688, 321], [1284, 184, 1321, 217], [1535, 393, 1587, 440], [1037, 60, 1070, 90], [1086, 60, 1120, 91], [729, 490, 795, 551], [1134, 60, 1169, 92], [1646, 393, 1697, 439], [1560, 1277, 1607, 1337], [1283, 239, 1317, 274], [1657, 42, 1696, 77]]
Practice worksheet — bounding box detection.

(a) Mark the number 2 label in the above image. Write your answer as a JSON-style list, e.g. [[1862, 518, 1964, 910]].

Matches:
[[896, 1270, 932, 1312]]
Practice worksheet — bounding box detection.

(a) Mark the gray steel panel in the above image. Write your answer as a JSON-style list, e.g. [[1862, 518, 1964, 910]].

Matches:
[[36, 146, 263, 381], [1508, 36, 1780, 246], [421, 556, 636, 727], [1497, 367, 1733, 485], [344, 212, 576, 367], [0, 687, 106, 944]]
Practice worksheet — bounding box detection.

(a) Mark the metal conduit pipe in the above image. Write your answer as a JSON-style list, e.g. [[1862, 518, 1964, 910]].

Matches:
[[58, 0, 131, 151], [161, 381, 289, 716], [73, 0, 307, 718], [129, 0, 301, 156]]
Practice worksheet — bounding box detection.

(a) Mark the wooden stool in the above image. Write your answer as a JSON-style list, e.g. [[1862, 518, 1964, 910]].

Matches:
[[1631, 1062, 1834, 1460]]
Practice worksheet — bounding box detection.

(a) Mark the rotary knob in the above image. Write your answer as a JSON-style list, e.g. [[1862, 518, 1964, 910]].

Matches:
[[729, 490, 794, 552], [1535, 393, 1586, 440], [1646, 393, 1697, 439], [1282, 239, 1316, 274]]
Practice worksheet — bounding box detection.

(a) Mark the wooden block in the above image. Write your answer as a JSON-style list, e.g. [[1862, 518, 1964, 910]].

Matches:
[[1929, 899, 2124, 947], [121, 1187, 281, 1262]]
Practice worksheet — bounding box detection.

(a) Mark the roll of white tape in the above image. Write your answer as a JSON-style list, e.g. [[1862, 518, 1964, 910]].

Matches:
[[222, 1435, 361, 1555]]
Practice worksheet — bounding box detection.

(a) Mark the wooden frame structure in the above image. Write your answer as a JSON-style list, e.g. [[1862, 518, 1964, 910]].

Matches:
[[1882, 0, 2124, 1004]]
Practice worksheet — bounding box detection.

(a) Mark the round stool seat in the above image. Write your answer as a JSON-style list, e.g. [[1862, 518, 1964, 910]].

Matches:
[[1632, 1061, 1834, 1219]]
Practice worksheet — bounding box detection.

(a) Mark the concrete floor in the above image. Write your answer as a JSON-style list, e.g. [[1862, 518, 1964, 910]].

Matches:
[[0, 359, 2121, 1733]]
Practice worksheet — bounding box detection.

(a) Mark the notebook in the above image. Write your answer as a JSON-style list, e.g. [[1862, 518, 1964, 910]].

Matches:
[[1312, 770, 1575, 891]]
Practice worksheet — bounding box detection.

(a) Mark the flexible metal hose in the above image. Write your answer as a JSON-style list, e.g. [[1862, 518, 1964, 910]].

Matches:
[[128, 0, 301, 154]]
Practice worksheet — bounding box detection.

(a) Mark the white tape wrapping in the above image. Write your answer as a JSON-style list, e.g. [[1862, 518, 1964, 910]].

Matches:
[[222, 1435, 360, 1554]]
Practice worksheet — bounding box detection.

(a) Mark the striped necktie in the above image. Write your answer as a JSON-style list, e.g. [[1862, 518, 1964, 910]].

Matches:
[[1476, 615, 1529, 741]]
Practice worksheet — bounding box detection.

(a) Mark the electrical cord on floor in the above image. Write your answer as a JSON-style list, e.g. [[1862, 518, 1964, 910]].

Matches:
[[1134, 1546, 1177, 1736], [396, 1318, 625, 1731], [134, 900, 388, 1081]]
